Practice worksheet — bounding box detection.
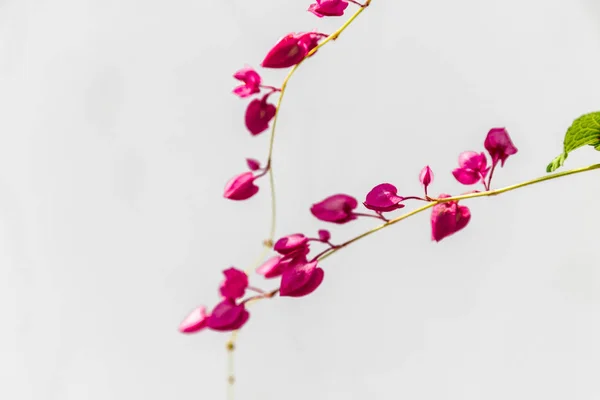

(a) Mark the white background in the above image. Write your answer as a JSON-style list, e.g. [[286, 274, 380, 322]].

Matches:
[[1, 0, 600, 399]]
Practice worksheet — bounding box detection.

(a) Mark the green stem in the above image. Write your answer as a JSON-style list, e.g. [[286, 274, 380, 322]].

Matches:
[[318, 162, 600, 263], [260, 1, 372, 256], [231, 5, 373, 400]]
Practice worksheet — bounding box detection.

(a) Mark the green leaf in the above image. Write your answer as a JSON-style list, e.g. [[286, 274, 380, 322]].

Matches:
[[547, 112, 600, 172]]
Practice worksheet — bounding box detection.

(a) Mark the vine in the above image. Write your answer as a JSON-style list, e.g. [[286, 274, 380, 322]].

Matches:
[[177, 1, 600, 398]]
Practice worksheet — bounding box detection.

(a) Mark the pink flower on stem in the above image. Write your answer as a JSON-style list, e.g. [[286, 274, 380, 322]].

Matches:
[[232, 67, 261, 98], [484, 127, 518, 167], [310, 194, 358, 224], [245, 95, 276, 136], [219, 267, 249, 299], [419, 166, 434, 195], [274, 234, 309, 255], [279, 260, 325, 297], [308, 0, 349, 17], [261, 32, 326, 69], [224, 171, 259, 200], [318, 229, 331, 242], [452, 151, 489, 186], [363, 183, 405, 212], [246, 158, 261, 171], [256, 244, 311, 279], [178, 299, 250, 333], [207, 299, 250, 332], [179, 306, 209, 334], [430, 194, 471, 242]]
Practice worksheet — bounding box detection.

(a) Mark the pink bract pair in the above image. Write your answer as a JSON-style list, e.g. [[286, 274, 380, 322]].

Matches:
[[179, 268, 250, 334], [308, 0, 349, 18], [232, 67, 277, 136], [232, 31, 327, 135], [257, 234, 325, 297], [437, 127, 518, 240], [452, 128, 518, 186]]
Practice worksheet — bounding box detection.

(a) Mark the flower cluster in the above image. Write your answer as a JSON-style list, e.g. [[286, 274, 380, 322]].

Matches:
[[179, 268, 250, 333], [222, 1, 369, 203], [181, 0, 520, 343], [181, 0, 374, 337], [452, 127, 518, 190], [180, 230, 333, 333], [307, 128, 518, 243], [183, 125, 518, 334]]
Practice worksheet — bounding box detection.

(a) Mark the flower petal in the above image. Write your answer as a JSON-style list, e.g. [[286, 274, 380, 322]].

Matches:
[[179, 306, 209, 334]]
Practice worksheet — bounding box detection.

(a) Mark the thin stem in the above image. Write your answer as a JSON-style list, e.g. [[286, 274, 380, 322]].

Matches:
[[259, 0, 371, 262], [402, 196, 429, 202], [486, 162, 498, 190], [310, 244, 340, 262], [229, 6, 373, 398], [354, 212, 388, 221], [228, 161, 600, 400], [319, 162, 600, 263], [260, 85, 281, 92], [247, 286, 266, 294], [318, 202, 436, 262], [480, 172, 490, 191], [226, 335, 236, 400]]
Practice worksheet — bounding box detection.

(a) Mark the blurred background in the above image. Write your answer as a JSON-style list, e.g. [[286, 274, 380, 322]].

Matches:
[[1, 0, 600, 399]]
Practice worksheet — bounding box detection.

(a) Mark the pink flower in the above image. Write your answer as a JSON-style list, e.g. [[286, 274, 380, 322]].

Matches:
[[256, 255, 285, 278], [223, 171, 259, 201], [484, 127, 518, 167], [207, 299, 250, 332], [431, 194, 471, 242], [245, 96, 276, 135], [261, 32, 325, 69], [452, 151, 489, 185], [419, 166, 434, 192], [310, 194, 358, 224], [219, 267, 248, 299], [363, 183, 405, 212], [274, 234, 309, 255], [280, 260, 325, 297], [232, 67, 261, 98], [246, 158, 261, 171], [318, 229, 331, 242], [308, 0, 349, 18], [179, 306, 209, 334]]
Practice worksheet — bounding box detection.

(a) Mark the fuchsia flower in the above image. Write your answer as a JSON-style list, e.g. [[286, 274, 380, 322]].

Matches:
[[318, 229, 331, 242], [280, 260, 325, 297], [308, 0, 349, 17], [484, 127, 518, 167], [419, 166, 434, 193], [246, 158, 261, 171], [224, 171, 259, 200], [452, 151, 489, 185], [232, 67, 261, 98], [310, 194, 358, 224], [261, 32, 325, 69], [178, 299, 250, 333], [245, 96, 277, 135], [223, 172, 258, 200], [430, 194, 471, 242], [207, 298, 250, 331], [257, 233, 311, 279], [274, 234, 309, 254], [179, 306, 209, 334], [219, 268, 248, 299], [363, 183, 405, 212]]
